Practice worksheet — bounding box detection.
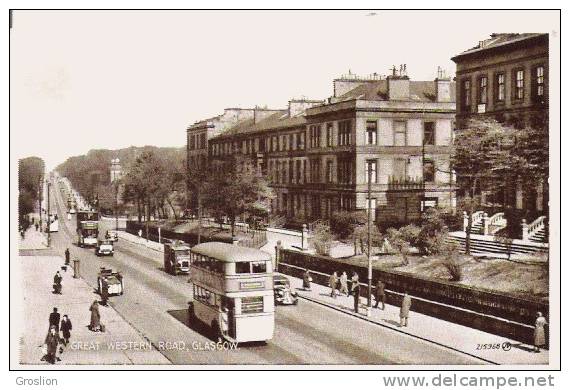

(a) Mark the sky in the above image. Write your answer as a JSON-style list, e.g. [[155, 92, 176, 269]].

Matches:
[[10, 10, 559, 170]]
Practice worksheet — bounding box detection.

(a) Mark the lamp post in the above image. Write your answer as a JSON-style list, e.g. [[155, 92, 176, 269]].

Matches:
[[366, 164, 372, 316], [115, 182, 119, 232], [46, 180, 51, 247]]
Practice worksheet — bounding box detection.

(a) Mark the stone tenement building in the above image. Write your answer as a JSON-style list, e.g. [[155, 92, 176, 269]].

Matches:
[[186, 106, 282, 209], [451, 33, 548, 213], [205, 69, 457, 227]]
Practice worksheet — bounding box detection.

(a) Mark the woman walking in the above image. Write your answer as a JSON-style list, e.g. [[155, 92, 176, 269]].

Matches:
[[533, 312, 548, 352], [89, 300, 101, 332]]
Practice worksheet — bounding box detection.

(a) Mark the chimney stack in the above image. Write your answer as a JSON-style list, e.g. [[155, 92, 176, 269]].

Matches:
[[387, 64, 410, 100], [434, 66, 451, 102]]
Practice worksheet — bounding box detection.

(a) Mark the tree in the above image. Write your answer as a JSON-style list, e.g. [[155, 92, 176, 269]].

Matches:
[[386, 225, 420, 266], [309, 220, 335, 256], [202, 155, 274, 238], [18, 157, 45, 225], [416, 207, 451, 255], [451, 119, 519, 254]]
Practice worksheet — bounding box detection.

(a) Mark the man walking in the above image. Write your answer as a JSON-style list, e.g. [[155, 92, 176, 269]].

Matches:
[[101, 280, 109, 307], [44, 326, 60, 364], [400, 292, 412, 327], [351, 272, 360, 313], [64, 248, 70, 266], [48, 308, 60, 333], [339, 271, 349, 296], [60, 315, 73, 346], [53, 271, 62, 294], [329, 272, 338, 298], [374, 279, 386, 310]]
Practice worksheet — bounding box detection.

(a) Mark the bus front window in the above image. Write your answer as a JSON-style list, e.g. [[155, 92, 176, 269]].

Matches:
[[235, 262, 251, 274], [251, 261, 267, 274]]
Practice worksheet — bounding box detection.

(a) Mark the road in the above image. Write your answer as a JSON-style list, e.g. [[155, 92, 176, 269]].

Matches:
[[48, 179, 482, 365]]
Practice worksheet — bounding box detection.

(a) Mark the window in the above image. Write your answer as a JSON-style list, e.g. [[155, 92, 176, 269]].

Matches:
[[393, 158, 407, 181], [326, 160, 334, 183], [462, 79, 471, 111], [367, 198, 377, 222], [241, 296, 264, 314], [514, 69, 524, 100], [235, 262, 251, 274], [366, 121, 377, 145], [326, 123, 334, 147], [365, 160, 377, 184], [496, 73, 505, 102], [478, 76, 487, 104], [423, 122, 435, 146], [310, 159, 321, 183], [309, 125, 321, 148], [423, 159, 435, 182], [338, 120, 351, 146], [189, 134, 195, 150], [252, 261, 267, 273], [296, 160, 301, 183], [337, 158, 353, 184], [534, 66, 545, 102], [393, 121, 407, 146]]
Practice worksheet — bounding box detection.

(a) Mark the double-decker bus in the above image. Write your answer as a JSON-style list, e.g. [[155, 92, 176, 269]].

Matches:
[[188, 242, 274, 343], [76, 210, 99, 247]]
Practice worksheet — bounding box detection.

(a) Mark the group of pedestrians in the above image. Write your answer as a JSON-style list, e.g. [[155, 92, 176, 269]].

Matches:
[[304, 267, 547, 352], [43, 308, 73, 364], [41, 247, 106, 364]]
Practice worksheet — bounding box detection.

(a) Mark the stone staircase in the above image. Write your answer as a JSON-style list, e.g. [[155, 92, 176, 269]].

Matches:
[[447, 233, 548, 257]]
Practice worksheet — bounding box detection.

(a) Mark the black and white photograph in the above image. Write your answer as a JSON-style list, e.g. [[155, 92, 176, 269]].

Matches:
[[9, 7, 561, 377]]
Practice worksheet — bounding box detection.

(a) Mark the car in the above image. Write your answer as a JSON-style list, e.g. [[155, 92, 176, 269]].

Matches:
[[95, 240, 114, 256], [273, 274, 298, 305], [105, 230, 119, 242], [97, 268, 123, 296]]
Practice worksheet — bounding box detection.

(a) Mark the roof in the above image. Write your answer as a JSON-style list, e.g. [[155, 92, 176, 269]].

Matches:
[[451, 33, 548, 62], [334, 79, 456, 103], [211, 110, 306, 140], [191, 242, 272, 263]]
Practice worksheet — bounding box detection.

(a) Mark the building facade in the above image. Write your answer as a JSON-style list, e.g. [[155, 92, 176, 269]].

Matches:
[[206, 70, 456, 227], [451, 33, 548, 213]]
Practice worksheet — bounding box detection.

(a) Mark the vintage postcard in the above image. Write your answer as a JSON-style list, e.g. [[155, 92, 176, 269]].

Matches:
[[10, 9, 561, 372]]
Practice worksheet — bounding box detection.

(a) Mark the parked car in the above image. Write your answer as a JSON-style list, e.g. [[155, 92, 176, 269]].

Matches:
[[95, 240, 114, 256], [273, 274, 298, 305], [97, 267, 123, 296], [105, 230, 119, 242]]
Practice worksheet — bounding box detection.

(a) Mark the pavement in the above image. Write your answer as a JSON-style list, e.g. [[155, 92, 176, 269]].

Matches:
[[19, 227, 48, 250], [285, 271, 548, 365], [18, 254, 169, 365]]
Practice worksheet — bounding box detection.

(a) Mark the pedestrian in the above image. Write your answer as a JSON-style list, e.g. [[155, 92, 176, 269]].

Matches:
[[302, 269, 312, 291], [329, 272, 338, 298], [533, 312, 548, 352], [351, 272, 360, 313], [43, 326, 60, 364], [374, 279, 386, 310], [53, 271, 62, 294], [60, 315, 72, 346], [35, 223, 39, 231], [48, 308, 60, 333], [339, 271, 349, 296], [400, 292, 412, 327], [64, 248, 70, 265], [138, 229, 142, 238], [89, 300, 101, 332], [100, 280, 109, 307]]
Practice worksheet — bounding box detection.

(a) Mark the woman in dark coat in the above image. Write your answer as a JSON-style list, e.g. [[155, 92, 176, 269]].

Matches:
[[44, 326, 59, 364], [89, 300, 101, 331], [60, 315, 72, 345], [302, 269, 312, 291]]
